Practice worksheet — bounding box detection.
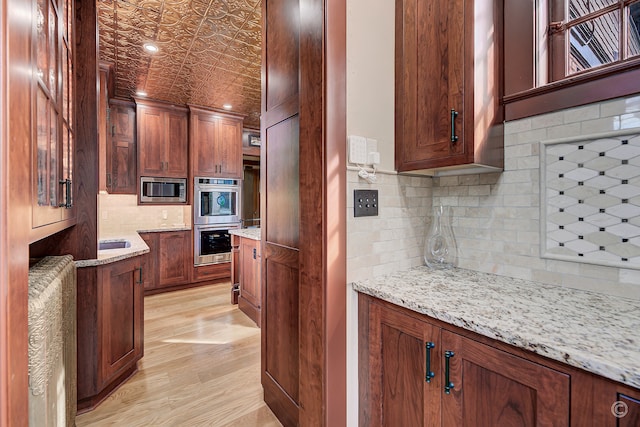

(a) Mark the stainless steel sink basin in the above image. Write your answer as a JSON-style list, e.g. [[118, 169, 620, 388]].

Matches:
[[98, 240, 131, 250]]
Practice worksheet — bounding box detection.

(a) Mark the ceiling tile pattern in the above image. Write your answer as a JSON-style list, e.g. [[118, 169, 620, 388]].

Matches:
[[98, 0, 262, 128], [542, 132, 640, 269]]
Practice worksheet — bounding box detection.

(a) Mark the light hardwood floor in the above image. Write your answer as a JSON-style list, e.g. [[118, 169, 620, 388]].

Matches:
[[76, 283, 281, 427]]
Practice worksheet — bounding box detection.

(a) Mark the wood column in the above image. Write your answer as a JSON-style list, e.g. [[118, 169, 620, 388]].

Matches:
[[1, 0, 33, 424]]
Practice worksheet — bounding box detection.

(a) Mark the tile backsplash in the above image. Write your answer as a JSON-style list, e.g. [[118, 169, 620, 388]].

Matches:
[[540, 130, 640, 269], [346, 170, 432, 282], [347, 94, 640, 300], [98, 193, 191, 237]]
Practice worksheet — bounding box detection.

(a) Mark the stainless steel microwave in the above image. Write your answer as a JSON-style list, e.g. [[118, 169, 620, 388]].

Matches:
[[140, 177, 187, 203]]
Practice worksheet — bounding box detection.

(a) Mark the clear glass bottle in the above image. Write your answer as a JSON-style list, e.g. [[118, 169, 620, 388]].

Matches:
[[424, 205, 457, 269]]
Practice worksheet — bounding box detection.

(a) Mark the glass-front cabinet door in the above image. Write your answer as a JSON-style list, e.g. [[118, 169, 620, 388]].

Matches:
[[31, 0, 75, 239]]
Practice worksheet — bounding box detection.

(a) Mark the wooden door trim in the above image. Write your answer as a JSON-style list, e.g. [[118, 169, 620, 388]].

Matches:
[[2, 0, 33, 422]]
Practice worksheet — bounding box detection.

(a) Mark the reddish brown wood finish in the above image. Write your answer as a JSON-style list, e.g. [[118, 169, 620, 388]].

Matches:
[[502, 2, 640, 121], [136, 99, 188, 179], [261, 8, 302, 422], [99, 258, 143, 385], [359, 295, 640, 427], [139, 233, 157, 291], [99, 66, 109, 193], [68, 0, 98, 260], [191, 261, 231, 284], [1, 0, 32, 422], [77, 256, 144, 413], [138, 231, 191, 293], [441, 330, 570, 426], [324, 0, 348, 423], [188, 105, 244, 179], [238, 237, 261, 326], [364, 300, 441, 427], [262, 0, 347, 424], [108, 99, 137, 194], [395, 0, 503, 173]]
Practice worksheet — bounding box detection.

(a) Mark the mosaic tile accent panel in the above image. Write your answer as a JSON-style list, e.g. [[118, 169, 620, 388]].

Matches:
[[541, 129, 640, 269]]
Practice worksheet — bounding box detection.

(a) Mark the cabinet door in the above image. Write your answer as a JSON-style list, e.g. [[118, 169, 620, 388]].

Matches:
[[158, 231, 191, 287], [191, 112, 218, 177], [31, 0, 76, 236], [441, 330, 570, 427], [365, 301, 441, 427], [240, 239, 260, 308], [99, 258, 143, 384], [139, 232, 158, 291], [396, 0, 464, 170], [109, 102, 136, 193], [164, 111, 188, 177], [137, 107, 165, 176], [216, 117, 243, 178]]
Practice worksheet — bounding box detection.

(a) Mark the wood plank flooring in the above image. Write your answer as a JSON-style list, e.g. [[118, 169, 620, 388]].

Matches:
[[76, 283, 281, 427]]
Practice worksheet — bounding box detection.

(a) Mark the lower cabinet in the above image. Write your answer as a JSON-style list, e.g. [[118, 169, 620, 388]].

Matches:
[[237, 236, 261, 326], [139, 230, 191, 293], [359, 294, 640, 427], [77, 256, 144, 412]]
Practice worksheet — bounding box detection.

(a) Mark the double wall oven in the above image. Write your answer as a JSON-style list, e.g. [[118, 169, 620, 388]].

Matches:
[[194, 177, 241, 266]]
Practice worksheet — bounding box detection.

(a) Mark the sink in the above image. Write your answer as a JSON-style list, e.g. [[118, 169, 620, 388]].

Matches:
[[98, 240, 131, 250]]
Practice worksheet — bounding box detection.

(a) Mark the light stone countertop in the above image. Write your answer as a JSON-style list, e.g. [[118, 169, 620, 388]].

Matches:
[[229, 227, 261, 241], [75, 225, 191, 268], [352, 266, 640, 389]]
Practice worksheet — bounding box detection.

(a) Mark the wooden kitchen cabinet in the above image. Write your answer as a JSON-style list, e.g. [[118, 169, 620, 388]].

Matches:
[[360, 295, 571, 426], [107, 99, 137, 194], [189, 105, 244, 179], [234, 235, 261, 326], [77, 256, 144, 411], [394, 0, 503, 174], [139, 230, 191, 294], [30, 0, 76, 242], [136, 99, 188, 178]]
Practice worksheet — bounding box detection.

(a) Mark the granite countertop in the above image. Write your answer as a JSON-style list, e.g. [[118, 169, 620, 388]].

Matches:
[[352, 266, 640, 389], [76, 225, 191, 268], [229, 227, 261, 241]]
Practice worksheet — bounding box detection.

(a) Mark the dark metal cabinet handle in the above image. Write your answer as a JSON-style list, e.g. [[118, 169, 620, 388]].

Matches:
[[450, 109, 459, 143], [253, 248, 257, 259], [444, 350, 455, 394], [136, 267, 144, 285], [58, 179, 72, 208], [425, 342, 435, 383]]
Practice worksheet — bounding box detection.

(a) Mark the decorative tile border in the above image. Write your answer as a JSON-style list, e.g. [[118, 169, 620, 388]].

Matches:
[[540, 128, 640, 270]]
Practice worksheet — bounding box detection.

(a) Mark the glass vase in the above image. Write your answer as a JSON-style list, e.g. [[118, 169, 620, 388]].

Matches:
[[424, 205, 457, 269]]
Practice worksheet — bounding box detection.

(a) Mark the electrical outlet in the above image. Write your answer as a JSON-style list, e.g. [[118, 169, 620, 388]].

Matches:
[[354, 189, 379, 217]]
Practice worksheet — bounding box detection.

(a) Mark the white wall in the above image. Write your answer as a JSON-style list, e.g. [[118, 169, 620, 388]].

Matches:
[[346, 0, 395, 171]]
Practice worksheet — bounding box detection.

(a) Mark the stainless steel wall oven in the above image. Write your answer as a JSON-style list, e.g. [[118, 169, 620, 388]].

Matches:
[[193, 177, 242, 266], [194, 223, 240, 266], [194, 177, 241, 224]]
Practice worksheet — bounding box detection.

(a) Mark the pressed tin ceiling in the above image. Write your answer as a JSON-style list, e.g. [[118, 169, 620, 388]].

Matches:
[[97, 0, 262, 128]]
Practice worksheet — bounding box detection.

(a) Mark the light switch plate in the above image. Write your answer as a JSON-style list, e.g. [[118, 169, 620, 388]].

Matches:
[[354, 189, 379, 217]]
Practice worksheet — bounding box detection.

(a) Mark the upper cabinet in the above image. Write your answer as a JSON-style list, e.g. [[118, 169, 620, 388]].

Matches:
[[189, 105, 244, 179], [395, 0, 503, 175], [30, 0, 76, 242], [136, 99, 188, 178], [107, 99, 137, 194]]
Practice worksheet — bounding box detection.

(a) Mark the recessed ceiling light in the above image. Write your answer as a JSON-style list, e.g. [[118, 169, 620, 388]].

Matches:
[[136, 91, 147, 97], [223, 104, 232, 110], [143, 43, 158, 53]]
